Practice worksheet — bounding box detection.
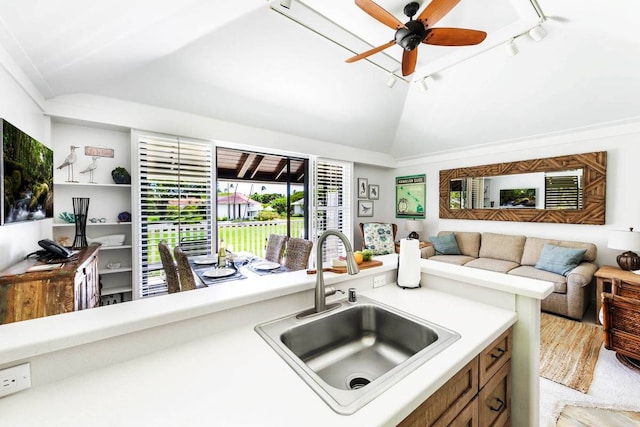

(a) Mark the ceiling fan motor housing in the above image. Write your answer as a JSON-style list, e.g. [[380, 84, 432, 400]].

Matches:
[[395, 20, 427, 51]]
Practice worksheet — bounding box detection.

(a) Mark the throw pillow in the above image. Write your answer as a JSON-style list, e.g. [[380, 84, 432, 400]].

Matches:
[[362, 223, 395, 255], [429, 233, 461, 255], [535, 243, 587, 276]]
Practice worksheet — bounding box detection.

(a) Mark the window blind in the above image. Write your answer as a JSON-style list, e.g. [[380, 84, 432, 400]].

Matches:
[[136, 135, 213, 297], [545, 175, 581, 210], [311, 158, 353, 264]]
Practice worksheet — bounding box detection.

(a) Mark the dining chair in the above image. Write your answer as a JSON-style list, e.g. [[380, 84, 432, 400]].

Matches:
[[264, 234, 288, 264], [359, 222, 398, 255], [173, 245, 197, 291], [284, 238, 313, 271], [158, 240, 181, 294]]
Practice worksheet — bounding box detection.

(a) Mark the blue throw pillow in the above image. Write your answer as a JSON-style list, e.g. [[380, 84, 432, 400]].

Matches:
[[535, 243, 587, 276], [429, 233, 461, 255]]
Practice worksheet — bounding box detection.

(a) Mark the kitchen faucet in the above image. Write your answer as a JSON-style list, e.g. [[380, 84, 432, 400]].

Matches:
[[297, 230, 359, 318]]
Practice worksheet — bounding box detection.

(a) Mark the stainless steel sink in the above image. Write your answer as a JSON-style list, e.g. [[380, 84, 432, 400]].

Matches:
[[255, 296, 460, 414]]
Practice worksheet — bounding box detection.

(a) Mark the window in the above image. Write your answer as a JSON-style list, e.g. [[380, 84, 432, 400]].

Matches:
[[311, 158, 353, 263], [135, 133, 213, 298], [545, 173, 582, 210]]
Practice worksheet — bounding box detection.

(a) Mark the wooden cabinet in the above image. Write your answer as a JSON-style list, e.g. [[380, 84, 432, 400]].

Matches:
[[595, 265, 640, 324], [399, 328, 512, 427], [0, 244, 100, 324]]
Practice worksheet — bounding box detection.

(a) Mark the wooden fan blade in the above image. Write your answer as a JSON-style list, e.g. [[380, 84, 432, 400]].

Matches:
[[417, 0, 460, 28], [345, 40, 396, 63], [355, 0, 405, 30], [402, 48, 418, 76], [423, 28, 487, 46]]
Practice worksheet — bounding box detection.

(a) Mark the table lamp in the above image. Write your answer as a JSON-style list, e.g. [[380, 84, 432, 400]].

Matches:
[[405, 219, 424, 240], [608, 227, 640, 271]]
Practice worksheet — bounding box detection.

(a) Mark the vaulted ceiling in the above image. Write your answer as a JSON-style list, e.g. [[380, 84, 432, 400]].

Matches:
[[0, 0, 638, 160]]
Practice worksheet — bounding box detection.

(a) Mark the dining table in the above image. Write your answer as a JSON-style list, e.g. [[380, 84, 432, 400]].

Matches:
[[189, 252, 291, 287]]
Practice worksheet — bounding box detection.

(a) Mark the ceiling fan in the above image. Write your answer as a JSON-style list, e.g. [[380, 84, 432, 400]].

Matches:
[[346, 0, 487, 76]]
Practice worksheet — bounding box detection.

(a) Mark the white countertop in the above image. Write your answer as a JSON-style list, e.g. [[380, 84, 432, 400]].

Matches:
[[0, 281, 516, 426]]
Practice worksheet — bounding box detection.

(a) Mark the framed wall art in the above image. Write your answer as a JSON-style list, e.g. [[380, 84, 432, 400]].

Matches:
[[357, 178, 368, 198], [368, 184, 379, 200], [358, 200, 374, 217], [395, 174, 426, 219]]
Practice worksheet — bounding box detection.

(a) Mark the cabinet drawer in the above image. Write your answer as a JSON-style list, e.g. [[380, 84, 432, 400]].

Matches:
[[479, 329, 512, 386], [479, 360, 511, 427], [433, 396, 478, 427], [398, 357, 479, 427]]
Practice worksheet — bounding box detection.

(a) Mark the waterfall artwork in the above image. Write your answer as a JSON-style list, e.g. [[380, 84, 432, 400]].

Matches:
[[1, 118, 54, 225]]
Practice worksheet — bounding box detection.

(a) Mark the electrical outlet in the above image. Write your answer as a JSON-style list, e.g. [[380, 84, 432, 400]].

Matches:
[[373, 275, 386, 288], [0, 363, 31, 398]]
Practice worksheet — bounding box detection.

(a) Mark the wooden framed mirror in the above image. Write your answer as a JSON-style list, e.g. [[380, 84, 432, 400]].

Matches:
[[439, 151, 606, 224]]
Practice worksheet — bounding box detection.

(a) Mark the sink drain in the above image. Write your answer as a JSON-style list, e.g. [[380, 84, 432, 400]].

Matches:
[[348, 376, 371, 390]]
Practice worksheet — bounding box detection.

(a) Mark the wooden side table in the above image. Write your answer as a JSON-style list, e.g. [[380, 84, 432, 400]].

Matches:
[[595, 265, 640, 324]]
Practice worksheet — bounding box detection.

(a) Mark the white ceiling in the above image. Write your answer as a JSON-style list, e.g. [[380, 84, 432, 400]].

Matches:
[[0, 0, 638, 160]]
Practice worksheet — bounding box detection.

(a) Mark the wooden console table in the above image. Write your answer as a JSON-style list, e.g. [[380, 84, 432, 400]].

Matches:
[[0, 244, 101, 325], [595, 265, 640, 324]]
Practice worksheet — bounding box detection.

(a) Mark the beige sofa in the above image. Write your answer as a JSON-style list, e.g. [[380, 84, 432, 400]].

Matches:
[[423, 231, 598, 320]]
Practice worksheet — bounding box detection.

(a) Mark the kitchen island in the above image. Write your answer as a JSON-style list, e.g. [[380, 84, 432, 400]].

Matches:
[[0, 255, 550, 426]]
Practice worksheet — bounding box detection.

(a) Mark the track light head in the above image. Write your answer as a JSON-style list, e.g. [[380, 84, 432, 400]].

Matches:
[[387, 74, 398, 88], [505, 39, 519, 56], [420, 77, 429, 91], [280, 0, 292, 9], [529, 25, 547, 42]]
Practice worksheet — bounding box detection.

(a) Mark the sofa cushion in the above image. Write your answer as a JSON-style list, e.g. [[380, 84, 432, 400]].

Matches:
[[362, 223, 395, 255], [508, 265, 568, 293], [429, 233, 461, 255], [438, 231, 481, 258], [429, 254, 476, 266], [478, 233, 526, 264], [521, 237, 597, 266], [535, 243, 587, 276], [465, 258, 520, 274]]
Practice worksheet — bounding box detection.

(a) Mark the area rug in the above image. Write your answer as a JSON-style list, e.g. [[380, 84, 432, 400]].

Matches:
[[540, 313, 603, 393], [556, 404, 640, 427]]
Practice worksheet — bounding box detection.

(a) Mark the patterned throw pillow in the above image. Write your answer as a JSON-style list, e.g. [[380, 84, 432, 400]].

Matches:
[[362, 223, 395, 255], [429, 233, 461, 255]]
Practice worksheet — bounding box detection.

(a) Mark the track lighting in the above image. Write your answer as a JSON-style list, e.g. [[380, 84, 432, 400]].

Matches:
[[419, 76, 431, 91], [505, 38, 519, 56], [280, 0, 292, 9], [386, 73, 397, 88], [529, 25, 547, 42]]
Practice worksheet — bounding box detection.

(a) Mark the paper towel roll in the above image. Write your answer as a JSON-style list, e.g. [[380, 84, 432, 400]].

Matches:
[[397, 238, 421, 288]]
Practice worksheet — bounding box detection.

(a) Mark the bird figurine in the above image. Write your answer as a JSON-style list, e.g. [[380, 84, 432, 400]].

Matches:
[[80, 156, 99, 184], [57, 145, 80, 182]]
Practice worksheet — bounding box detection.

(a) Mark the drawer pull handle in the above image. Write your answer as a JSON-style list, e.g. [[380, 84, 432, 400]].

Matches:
[[489, 398, 505, 412], [490, 348, 506, 359]]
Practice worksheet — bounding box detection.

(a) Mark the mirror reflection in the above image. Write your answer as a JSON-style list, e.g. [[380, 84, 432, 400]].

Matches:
[[449, 169, 583, 210]]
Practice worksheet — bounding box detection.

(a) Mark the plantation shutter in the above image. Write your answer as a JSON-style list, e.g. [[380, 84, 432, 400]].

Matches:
[[545, 175, 581, 210], [311, 158, 353, 264], [135, 134, 213, 298]]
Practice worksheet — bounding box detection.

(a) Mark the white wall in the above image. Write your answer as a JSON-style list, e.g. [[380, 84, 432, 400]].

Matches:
[[394, 121, 640, 268], [0, 57, 51, 270]]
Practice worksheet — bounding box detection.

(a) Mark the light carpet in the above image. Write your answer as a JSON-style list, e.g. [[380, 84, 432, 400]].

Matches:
[[540, 313, 603, 393]]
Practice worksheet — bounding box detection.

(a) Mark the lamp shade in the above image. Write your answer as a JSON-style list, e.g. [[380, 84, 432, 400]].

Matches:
[[405, 219, 424, 232], [608, 229, 640, 251]]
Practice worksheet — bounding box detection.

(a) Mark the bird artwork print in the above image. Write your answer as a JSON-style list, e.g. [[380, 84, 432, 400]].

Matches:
[[80, 156, 99, 183], [56, 145, 80, 182]]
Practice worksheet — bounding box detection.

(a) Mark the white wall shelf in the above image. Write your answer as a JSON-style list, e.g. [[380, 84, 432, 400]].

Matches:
[[52, 120, 134, 305]]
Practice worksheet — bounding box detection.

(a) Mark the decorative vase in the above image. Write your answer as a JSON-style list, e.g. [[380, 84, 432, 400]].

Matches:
[[111, 167, 131, 184], [72, 197, 90, 248]]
